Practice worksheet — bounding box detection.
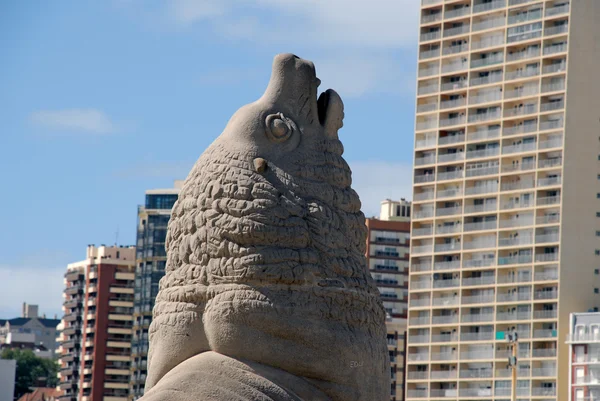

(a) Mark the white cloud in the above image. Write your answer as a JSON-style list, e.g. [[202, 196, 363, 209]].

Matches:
[[29, 108, 117, 134], [349, 160, 413, 218]]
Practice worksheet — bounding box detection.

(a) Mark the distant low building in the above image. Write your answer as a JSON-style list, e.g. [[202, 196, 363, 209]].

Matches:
[[16, 388, 61, 401], [0, 303, 60, 358], [567, 312, 600, 401]]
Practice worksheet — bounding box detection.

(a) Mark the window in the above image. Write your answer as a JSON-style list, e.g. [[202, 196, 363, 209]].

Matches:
[[597, 212, 600, 218], [595, 288, 599, 294], [597, 232, 600, 237], [596, 250, 600, 256], [595, 269, 599, 275]]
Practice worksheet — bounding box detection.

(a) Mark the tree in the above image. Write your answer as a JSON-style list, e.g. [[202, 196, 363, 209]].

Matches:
[[0, 348, 59, 399]]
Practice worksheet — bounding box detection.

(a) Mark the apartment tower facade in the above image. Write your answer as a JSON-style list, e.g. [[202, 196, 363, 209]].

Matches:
[[57, 245, 136, 401], [408, 1, 600, 400], [130, 181, 181, 399], [367, 199, 412, 400]]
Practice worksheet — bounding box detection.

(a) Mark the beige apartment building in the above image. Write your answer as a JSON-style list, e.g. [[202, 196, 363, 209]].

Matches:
[[57, 245, 136, 401], [408, 1, 600, 400]]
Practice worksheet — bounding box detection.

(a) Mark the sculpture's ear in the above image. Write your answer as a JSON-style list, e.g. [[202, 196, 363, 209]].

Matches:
[[264, 112, 301, 151]]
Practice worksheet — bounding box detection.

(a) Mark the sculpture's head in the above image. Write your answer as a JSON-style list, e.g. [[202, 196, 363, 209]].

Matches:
[[216, 53, 347, 183], [146, 54, 389, 401]]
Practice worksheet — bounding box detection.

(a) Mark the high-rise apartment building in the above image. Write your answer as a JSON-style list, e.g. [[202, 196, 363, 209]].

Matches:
[[57, 245, 136, 401], [130, 181, 182, 399], [566, 312, 600, 401], [408, 1, 600, 400], [367, 199, 412, 400]]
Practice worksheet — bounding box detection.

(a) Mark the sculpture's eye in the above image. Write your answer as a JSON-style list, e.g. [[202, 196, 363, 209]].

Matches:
[[265, 113, 297, 143]]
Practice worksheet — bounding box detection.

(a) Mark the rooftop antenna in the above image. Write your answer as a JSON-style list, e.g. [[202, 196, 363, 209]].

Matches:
[[115, 226, 119, 246]]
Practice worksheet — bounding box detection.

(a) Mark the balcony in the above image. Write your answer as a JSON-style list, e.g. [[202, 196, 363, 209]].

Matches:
[[534, 290, 558, 300], [462, 313, 494, 323], [433, 278, 460, 288], [414, 191, 435, 201], [410, 298, 431, 307], [540, 100, 565, 113], [462, 294, 495, 304], [537, 176, 562, 187], [414, 174, 436, 184], [463, 238, 497, 250], [534, 271, 558, 281], [460, 388, 493, 397], [544, 43, 568, 55], [507, 30, 543, 44], [439, 134, 466, 146], [417, 103, 438, 114], [407, 371, 429, 380], [430, 370, 457, 380], [471, 54, 504, 69], [409, 316, 430, 326], [539, 137, 563, 149], [443, 43, 470, 56], [473, 36, 505, 52], [418, 83, 439, 96], [532, 348, 557, 357], [420, 31, 442, 43], [473, 0, 506, 14], [434, 260, 461, 270], [434, 242, 461, 252], [545, 24, 569, 37], [536, 233, 560, 243], [500, 180, 535, 192], [498, 234, 533, 247], [411, 280, 432, 290], [496, 311, 532, 321], [437, 170, 464, 181], [472, 17, 505, 32], [469, 127, 500, 142], [440, 98, 467, 110], [461, 332, 494, 342], [421, 13, 442, 25], [413, 227, 433, 237], [508, 9, 542, 25], [531, 387, 556, 396], [498, 254, 533, 265], [505, 67, 540, 82], [505, 86, 539, 100], [497, 292, 531, 302], [469, 90, 503, 105], [543, 62, 567, 75], [437, 188, 463, 199], [441, 80, 467, 92], [420, 48, 441, 60], [415, 155, 436, 166], [418, 66, 440, 78], [545, 3, 570, 17], [504, 104, 538, 119], [509, 49, 542, 65], [533, 310, 558, 319], [502, 161, 535, 173], [431, 333, 458, 343], [460, 368, 493, 378], [432, 296, 459, 306], [537, 195, 560, 206], [499, 217, 534, 228], [439, 116, 466, 128], [431, 352, 458, 361], [466, 148, 499, 159], [442, 61, 469, 74], [463, 221, 497, 232], [409, 335, 430, 344], [444, 25, 471, 38], [437, 206, 462, 217], [535, 253, 559, 263], [415, 138, 437, 149], [464, 203, 497, 214], [406, 389, 428, 398], [468, 110, 502, 124], [416, 119, 438, 131], [463, 258, 495, 268], [465, 185, 498, 196], [541, 81, 566, 93], [412, 261, 432, 272], [432, 315, 459, 325], [503, 141, 537, 154], [461, 350, 494, 360]]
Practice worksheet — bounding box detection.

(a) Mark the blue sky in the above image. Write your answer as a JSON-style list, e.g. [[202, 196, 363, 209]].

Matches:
[[0, 0, 420, 317]]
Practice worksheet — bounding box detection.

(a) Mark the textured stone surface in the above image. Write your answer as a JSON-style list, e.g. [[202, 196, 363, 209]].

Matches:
[[141, 53, 389, 401]]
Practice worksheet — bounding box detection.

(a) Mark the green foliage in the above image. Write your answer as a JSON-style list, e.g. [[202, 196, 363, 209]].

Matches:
[[0, 348, 59, 399]]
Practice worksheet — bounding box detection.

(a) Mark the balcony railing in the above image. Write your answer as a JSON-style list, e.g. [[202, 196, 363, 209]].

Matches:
[[437, 170, 463, 181], [473, 0, 506, 14], [446, 7, 471, 20], [469, 127, 500, 142], [502, 161, 535, 173], [443, 43, 470, 56], [464, 203, 497, 214], [503, 142, 537, 154], [507, 49, 540, 63], [471, 54, 504, 69], [431, 352, 458, 361], [499, 217, 534, 228], [409, 335, 430, 344], [461, 350, 494, 360], [416, 103, 438, 113], [415, 155, 436, 166], [470, 73, 503, 87], [537, 195, 561, 206], [409, 316, 430, 326], [508, 9, 542, 25], [436, 206, 462, 216], [412, 244, 434, 254], [498, 254, 533, 265], [463, 221, 497, 232], [430, 370, 457, 379], [439, 116, 466, 127], [439, 134, 466, 146], [463, 239, 496, 250], [501, 180, 535, 192], [420, 48, 441, 60], [411, 280, 432, 290], [418, 83, 439, 96], [434, 260, 460, 270], [532, 348, 557, 357], [498, 236, 533, 247], [504, 86, 539, 99], [421, 13, 442, 25], [414, 191, 434, 201], [544, 43, 568, 55], [409, 297, 431, 307], [472, 17, 505, 32], [543, 62, 567, 75], [472, 36, 505, 51], [536, 233, 560, 243], [534, 271, 558, 281], [537, 176, 562, 187], [418, 66, 440, 78], [440, 98, 467, 110], [434, 242, 461, 252], [534, 290, 558, 300], [414, 174, 435, 184], [505, 67, 539, 81], [441, 80, 467, 92], [407, 371, 429, 380], [497, 311, 532, 321], [469, 91, 503, 105], [545, 3, 570, 17], [462, 258, 495, 268], [540, 100, 565, 113], [420, 31, 442, 43], [432, 296, 459, 306], [545, 24, 569, 37], [442, 61, 469, 74], [497, 292, 531, 302], [437, 188, 463, 198], [416, 119, 438, 131], [462, 276, 495, 286], [431, 315, 458, 325], [413, 227, 433, 237], [433, 278, 460, 288], [406, 389, 428, 398], [539, 137, 563, 149], [464, 185, 498, 195], [466, 148, 499, 159], [461, 332, 494, 342], [462, 313, 494, 323], [468, 110, 502, 123], [504, 104, 538, 118], [533, 310, 558, 319], [541, 81, 566, 93], [444, 25, 471, 38], [462, 294, 495, 304], [415, 138, 437, 149], [507, 30, 543, 44]]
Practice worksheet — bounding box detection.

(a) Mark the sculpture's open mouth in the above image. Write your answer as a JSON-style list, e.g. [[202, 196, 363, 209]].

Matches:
[[317, 90, 331, 126]]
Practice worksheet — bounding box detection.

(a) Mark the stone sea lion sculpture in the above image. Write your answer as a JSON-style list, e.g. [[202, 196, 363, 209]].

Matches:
[[140, 53, 389, 401]]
